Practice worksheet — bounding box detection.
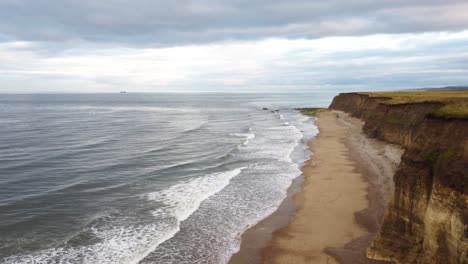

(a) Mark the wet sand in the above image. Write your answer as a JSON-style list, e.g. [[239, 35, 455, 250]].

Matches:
[[229, 110, 402, 264]]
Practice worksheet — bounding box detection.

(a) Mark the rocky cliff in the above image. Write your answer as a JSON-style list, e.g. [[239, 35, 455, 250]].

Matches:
[[329, 92, 468, 264]]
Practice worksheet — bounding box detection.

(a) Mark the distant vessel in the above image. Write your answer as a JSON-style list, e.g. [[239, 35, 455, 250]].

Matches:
[[120, 91, 127, 94]]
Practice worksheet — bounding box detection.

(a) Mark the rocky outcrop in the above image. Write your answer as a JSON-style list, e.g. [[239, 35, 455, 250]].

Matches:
[[329, 93, 468, 264]]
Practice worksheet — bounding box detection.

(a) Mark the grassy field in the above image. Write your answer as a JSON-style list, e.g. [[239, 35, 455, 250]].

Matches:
[[358, 91, 468, 119]]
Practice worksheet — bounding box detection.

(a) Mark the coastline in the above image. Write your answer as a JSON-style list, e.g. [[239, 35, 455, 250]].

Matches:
[[228, 175, 303, 264], [229, 110, 403, 264]]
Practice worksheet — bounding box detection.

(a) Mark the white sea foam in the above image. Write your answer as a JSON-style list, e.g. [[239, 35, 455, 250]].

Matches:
[[3, 220, 180, 264], [148, 167, 246, 222], [4, 168, 246, 264], [2, 109, 317, 264], [230, 132, 256, 147], [148, 113, 315, 264], [230, 132, 255, 140]]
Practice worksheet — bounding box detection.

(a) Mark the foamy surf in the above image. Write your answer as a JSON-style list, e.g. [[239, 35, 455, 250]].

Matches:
[[148, 167, 246, 221], [230, 132, 256, 147], [0, 93, 329, 264], [137, 111, 317, 264], [2, 219, 180, 264], [3, 168, 246, 264], [230, 132, 255, 140]]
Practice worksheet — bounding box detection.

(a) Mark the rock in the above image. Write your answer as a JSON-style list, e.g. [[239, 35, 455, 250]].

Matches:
[[330, 93, 468, 264]]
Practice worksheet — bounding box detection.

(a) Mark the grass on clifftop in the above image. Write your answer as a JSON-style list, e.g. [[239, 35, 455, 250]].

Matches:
[[358, 91, 468, 119], [296, 108, 326, 116]]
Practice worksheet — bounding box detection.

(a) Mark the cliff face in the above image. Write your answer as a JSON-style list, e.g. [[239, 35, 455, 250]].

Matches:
[[329, 93, 468, 264]]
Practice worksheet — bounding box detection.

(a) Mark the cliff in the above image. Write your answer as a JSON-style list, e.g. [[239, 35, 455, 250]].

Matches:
[[329, 91, 468, 264]]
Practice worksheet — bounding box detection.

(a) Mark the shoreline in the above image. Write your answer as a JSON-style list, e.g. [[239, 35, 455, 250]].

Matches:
[[229, 110, 403, 264], [228, 175, 303, 264]]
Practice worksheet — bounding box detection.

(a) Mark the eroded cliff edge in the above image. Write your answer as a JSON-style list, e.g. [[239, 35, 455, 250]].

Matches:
[[329, 92, 468, 264]]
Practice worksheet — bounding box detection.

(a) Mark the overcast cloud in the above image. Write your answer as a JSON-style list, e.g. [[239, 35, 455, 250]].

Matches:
[[0, 0, 467, 92]]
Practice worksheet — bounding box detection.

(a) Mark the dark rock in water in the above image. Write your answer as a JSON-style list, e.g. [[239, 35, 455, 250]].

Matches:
[[262, 108, 268, 110]]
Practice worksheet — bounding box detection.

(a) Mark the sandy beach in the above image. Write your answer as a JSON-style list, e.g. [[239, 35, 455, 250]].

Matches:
[[230, 110, 403, 264]]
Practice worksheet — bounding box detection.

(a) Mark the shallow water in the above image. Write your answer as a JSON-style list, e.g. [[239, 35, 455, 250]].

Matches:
[[0, 93, 333, 263]]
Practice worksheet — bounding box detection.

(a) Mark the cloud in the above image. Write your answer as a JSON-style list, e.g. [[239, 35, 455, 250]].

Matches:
[[1, 31, 468, 93], [0, 0, 467, 45], [0, 1, 467, 92]]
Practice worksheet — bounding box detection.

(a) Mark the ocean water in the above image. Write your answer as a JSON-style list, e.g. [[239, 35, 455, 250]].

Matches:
[[0, 93, 333, 264]]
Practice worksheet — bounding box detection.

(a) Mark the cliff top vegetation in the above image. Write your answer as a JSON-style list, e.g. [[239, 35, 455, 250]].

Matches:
[[358, 91, 468, 119], [296, 107, 326, 116]]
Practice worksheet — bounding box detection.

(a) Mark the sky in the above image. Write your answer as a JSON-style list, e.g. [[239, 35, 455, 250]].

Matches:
[[1, 0, 468, 93]]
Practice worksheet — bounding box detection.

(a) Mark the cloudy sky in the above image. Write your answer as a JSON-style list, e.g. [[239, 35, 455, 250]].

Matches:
[[1, 0, 468, 93]]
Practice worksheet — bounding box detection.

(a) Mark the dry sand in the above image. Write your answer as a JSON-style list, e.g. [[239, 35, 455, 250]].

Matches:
[[263, 110, 369, 264], [230, 110, 403, 264]]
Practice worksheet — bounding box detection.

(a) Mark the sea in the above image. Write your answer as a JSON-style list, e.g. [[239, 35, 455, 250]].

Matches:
[[0, 93, 334, 264]]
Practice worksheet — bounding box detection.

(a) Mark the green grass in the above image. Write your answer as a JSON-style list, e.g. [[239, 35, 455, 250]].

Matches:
[[439, 149, 456, 162], [385, 116, 402, 124], [424, 149, 440, 164], [431, 102, 468, 119], [296, 107, 326, 116], [423, 149, 456, 165], [358, 91, 468, 119], [359, 91, 468, 104]]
